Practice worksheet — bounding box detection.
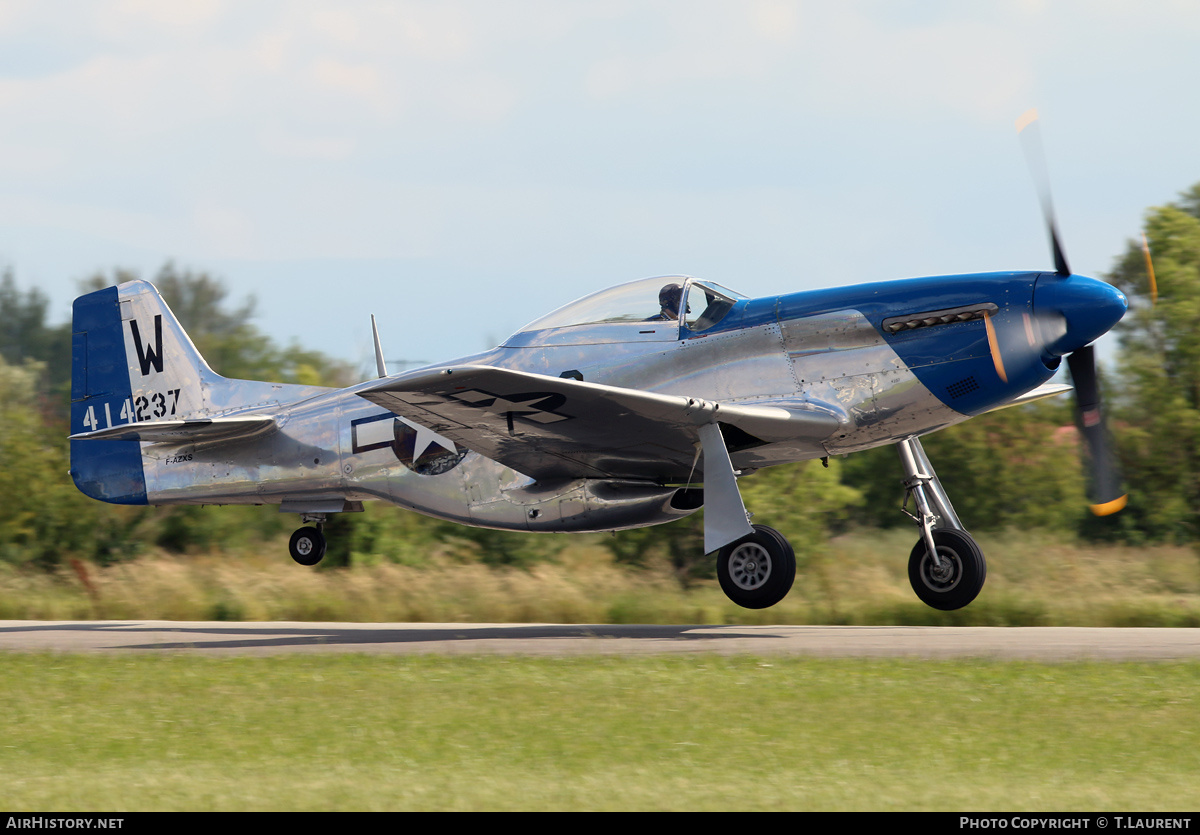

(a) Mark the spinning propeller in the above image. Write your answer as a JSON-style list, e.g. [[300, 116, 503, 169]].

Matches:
[[1142, 232, 1158, 307], [1008, 109, 1128, 516]]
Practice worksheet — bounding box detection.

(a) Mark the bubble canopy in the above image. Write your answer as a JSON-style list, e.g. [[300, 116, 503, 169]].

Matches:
[[514, 275, 746, 334]]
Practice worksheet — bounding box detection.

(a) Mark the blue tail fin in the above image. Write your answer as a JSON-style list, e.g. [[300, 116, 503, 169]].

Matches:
[[71, 283, 149, 503], [70, 280, 334, 505], [70, 280, 229, 504]]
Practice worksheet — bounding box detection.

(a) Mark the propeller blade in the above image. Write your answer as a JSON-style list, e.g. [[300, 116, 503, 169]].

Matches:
[[1015, 109, 1125, 515], [1016, 108, 1071, 277], [1141, 232, 1158, 306], [982, 310, 1008, 383], [1066, 345, 1126, 515]]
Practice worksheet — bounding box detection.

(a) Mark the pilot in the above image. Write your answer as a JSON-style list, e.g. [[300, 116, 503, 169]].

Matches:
[[650, 283, 684, 321]]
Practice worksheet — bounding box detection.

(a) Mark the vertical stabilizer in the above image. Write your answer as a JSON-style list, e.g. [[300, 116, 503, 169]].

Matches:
[[70, 280, 335, 505], [70, 280, 227, 503]]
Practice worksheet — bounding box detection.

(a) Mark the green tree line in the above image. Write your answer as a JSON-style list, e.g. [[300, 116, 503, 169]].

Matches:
[[3, 184, 1200, 575]]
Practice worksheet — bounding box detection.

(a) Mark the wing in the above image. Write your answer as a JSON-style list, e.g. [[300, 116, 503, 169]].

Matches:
[[357, 365, 839, 481]]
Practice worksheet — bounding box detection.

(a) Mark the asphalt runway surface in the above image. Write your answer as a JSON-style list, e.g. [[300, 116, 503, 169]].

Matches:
[[1, 621, 1199, 660]]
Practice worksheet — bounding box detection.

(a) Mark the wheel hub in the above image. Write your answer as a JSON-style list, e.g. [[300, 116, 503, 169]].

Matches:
[[920, 549, 962, 592], [728, 542, 772, 591], [296, 538, 313, 556]]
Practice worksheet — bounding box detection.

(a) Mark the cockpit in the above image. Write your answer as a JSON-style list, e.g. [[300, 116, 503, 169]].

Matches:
[[508, 276, 744, 346]]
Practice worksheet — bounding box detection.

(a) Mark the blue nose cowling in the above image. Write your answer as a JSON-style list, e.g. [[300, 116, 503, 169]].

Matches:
[[1033, 273, 1127, 357]]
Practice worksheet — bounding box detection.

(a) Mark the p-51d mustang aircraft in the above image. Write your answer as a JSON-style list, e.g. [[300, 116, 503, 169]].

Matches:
[[68, 261, 1126, 612], [67, 123, 1128, 613]]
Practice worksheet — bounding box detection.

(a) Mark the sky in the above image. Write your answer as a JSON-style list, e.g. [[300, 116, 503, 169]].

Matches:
[[1, 1, 1197, 375]]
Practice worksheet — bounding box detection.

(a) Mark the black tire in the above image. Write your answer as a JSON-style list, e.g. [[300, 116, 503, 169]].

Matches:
[[908, 529, 986, 611], [289, 526, 327, 566], [717, 525, 796, 610]]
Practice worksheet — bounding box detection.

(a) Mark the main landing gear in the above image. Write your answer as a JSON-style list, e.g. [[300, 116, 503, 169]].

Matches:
[[897, 436, 986, 610], [710, 436, 985, 612], [907, 529, 986, 611], [289, 515, 327, 566], [716, 524, 796, 610]]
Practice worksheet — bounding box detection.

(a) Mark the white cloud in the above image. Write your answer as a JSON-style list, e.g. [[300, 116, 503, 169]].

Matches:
[[252, 29, 293, 74], [750, 0, 800, 42], [110, 0, 227, 29], [311, 58, 391, 114], [256, 125, 356, 161], [795, 8, 1035, 125]]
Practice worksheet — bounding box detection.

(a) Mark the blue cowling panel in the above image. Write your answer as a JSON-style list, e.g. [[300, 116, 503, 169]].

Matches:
[[69, 286, 148, 505], [849, 273, 1052, 416], [707, 272, 1053, 416]]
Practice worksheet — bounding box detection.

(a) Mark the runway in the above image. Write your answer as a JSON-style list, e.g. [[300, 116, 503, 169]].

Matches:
[[1, 621, 1199, 660]]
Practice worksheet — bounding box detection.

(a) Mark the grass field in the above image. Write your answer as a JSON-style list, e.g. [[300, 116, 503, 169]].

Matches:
[[3, 653, 1199, 811], [4, 529, 1197, 810], [2, 529, 1197, 626]]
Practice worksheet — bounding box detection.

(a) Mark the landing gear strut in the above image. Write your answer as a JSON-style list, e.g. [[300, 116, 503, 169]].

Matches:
[[289, 514, 327, 566], [897, 437, 986, 610]]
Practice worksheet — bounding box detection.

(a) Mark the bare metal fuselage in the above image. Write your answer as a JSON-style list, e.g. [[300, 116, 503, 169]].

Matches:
[[76, 268, 1129, 535], [140, 306, 963, 533]]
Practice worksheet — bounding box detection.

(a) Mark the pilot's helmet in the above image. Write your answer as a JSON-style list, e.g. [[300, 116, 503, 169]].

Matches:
[[658, 283, 683, 314]]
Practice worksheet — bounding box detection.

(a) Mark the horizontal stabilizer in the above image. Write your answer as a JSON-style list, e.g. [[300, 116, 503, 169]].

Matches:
[[69, 415, 278, 444]]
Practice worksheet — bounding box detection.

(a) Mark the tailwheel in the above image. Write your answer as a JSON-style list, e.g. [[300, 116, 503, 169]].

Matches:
[[908, 529, 986, 611], [717, 525, 796, 610], [289, 526, 327, 566]]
